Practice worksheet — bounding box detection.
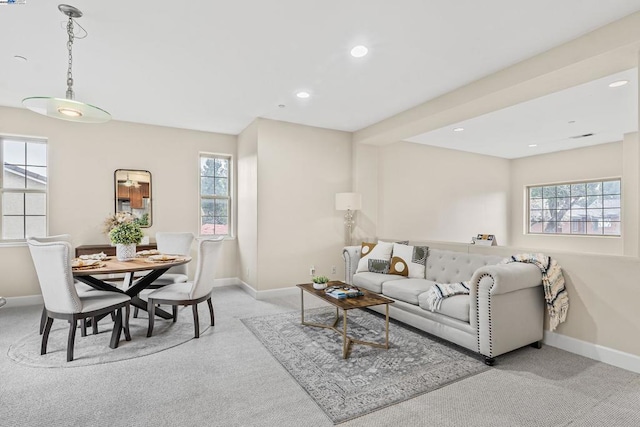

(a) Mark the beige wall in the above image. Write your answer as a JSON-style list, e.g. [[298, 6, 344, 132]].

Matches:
[[352, 141, 379, 242], [622, 132, 640, 256], [377, 142, 511, 244], [509, 141, 624, 255], [0, 106, 238, 298], [256, 119, 352, 290], [237, 119, 259, 287], [370, 138, 638, 358]]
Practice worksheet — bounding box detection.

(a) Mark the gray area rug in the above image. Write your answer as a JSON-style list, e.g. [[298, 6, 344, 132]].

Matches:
[[8, 309, 210, 368], [242, 307, 488, 424]]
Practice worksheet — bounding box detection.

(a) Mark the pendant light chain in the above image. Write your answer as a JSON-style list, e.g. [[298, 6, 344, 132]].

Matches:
[[66, 15, 75, 100]]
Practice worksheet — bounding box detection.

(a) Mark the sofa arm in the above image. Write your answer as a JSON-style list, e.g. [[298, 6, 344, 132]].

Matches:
[[471, 263, 542, 295], [470, 262, 544, 360], [342, 246, 361, 285]]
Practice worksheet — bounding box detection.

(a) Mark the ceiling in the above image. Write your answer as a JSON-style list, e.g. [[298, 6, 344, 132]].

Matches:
[[407, 68, 639, 159], [1, 1, 640, 152]]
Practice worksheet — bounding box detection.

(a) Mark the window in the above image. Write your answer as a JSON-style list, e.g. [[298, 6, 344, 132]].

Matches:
[[199, 153, 231, 236], [1, 137, 48, 241], [527, 179, 620, 236]]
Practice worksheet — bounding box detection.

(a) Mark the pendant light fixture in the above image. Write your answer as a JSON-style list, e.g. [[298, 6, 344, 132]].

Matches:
[[22, 4, 111, 123]]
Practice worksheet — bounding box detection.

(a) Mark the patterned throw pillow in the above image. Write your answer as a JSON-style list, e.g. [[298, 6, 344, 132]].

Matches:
[[389, 243, 428, 278], [368, 259, 390, 274], [356, 241, 394, 273]]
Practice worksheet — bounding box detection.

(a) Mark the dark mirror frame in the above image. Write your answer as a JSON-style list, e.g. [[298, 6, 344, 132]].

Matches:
[[114, 169, 152, 228]]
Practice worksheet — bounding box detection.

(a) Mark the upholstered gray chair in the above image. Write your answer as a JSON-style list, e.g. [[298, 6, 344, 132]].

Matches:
[[34, 234, 106, 336], [146, 237, 223, 339], [153, 232, 194, 285], [27, 237, 132, 362], [133, 231, 194, 318]]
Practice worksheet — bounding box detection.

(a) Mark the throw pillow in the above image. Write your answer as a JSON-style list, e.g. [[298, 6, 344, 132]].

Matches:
[[389, 243, 428, 278], [356, 241, 394, 273], [368, 259, 390, 274]]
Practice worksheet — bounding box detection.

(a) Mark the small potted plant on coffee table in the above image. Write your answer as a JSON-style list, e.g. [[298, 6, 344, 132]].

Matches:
[[312, 275, 330, 290]]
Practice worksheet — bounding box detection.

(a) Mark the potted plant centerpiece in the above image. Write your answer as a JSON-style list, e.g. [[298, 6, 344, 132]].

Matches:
[[105, 212, 144, 261], [312, 275, 330, 290]]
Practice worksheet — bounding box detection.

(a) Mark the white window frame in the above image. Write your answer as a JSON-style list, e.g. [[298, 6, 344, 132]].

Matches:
[[198, 152, 232, 238], [526, 178, 621, 237], [0, 135, 48, 243]]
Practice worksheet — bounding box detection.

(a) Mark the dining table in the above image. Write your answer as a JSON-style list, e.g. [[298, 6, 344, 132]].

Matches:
[[72, 256, 191, 319]]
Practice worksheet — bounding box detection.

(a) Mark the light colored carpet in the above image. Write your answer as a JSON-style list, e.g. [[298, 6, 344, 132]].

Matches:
[[242, 307, 487, 423], [0, 285, 639, 427], [8, 311, 210, 368]]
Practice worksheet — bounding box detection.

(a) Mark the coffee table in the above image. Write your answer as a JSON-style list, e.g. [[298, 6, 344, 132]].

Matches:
[[297, 281, 394, 359]]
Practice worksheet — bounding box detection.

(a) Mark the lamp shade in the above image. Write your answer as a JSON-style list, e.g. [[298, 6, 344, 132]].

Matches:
[[335, 193, 362, 211]]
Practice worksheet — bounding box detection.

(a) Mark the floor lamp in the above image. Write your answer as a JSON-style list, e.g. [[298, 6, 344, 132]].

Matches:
[[336, 193, 362, 246]]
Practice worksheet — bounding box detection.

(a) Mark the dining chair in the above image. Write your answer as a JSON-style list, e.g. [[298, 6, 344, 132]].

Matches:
[[133, 232, 194, 318], [34, 234, 107, 336], [27, 237, 132, 362], [146, 237, 223, 339]]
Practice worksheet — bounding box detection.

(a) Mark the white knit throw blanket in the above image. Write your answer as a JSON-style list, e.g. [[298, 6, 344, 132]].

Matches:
[[505, 253, 569, 331], [422, 282, 470, 312]]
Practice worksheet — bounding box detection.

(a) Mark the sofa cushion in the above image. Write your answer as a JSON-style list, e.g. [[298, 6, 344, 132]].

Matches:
[[418, 292, 470, 323], [353, 272, 406, 293], [389, 243, 428, 278], [382, 279, 432, 305], [426, 248, 504, 284], [356, 241, 394, 273]]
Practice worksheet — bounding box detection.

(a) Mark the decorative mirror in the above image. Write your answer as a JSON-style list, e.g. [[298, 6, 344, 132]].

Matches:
[[114, 169, 152, 227]]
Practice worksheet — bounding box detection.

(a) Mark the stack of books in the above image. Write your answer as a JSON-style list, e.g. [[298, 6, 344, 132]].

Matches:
[[324, 286, 364, 300]]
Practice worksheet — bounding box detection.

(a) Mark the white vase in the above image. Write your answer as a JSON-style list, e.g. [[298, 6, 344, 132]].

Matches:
[[116, 243, 136, 261]]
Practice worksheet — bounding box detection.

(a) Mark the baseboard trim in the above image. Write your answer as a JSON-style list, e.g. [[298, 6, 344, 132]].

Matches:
[[213, 277, 241, 288], [4, 277, 240, 307], [254, 286, 298, 300], [236, 281, 298, 300], [237, 280, 257, 299], [544, 330, 640, 374], [3, 294, 43, 308]]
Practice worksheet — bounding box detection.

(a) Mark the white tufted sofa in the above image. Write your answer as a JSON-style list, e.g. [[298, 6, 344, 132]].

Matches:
[[342, 246, 545, 365]]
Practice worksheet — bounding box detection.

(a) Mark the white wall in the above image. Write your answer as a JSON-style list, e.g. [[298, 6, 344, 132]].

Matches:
[[377, 141, 511, 244], [0, 106, 238, 298], [256, 119, 352, 290], [509, 141, 623, 255]]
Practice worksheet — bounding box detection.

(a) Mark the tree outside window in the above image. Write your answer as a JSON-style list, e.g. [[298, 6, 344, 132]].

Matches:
[[528, 179, 620, 236], [200, 154, 230, 236]]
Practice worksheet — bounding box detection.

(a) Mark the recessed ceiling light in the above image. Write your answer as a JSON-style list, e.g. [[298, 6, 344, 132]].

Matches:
[[296, 91, 310, 99], [453, 127, 464, 132], [608, 80, 628, 88], [568, 120, 576, 124], [278, 104, 286, 108], [13, 55, 27, 62], [350, 45, 369, 58], [528, 144, 538, 148]]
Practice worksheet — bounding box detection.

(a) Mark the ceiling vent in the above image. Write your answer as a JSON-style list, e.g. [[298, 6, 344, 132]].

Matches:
[[570, 133, 594, 139]]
